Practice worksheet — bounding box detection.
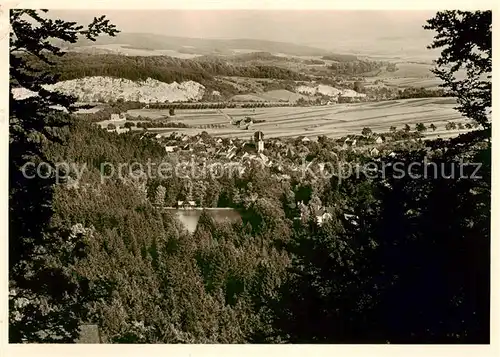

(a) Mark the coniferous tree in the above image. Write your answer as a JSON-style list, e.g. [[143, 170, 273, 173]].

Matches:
[[9, 9, 118, 342], [424, 11, 492, 127], [271, 10, 491, 344]]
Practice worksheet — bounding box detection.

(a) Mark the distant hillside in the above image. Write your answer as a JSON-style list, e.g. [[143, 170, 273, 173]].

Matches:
[[195, 51, 305, 67], [215, 51, 300, 63], [24, 52, 308, 82], [322, 53, 359, 62], [60, 32, 334, 57]]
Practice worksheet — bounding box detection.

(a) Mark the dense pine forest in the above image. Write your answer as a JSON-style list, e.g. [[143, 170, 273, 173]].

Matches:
[[23, 117, 489, 343], [9, 10, 491, 344]]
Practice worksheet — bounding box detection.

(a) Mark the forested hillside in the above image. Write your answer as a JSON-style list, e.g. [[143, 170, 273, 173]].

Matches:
[[59, 32, 332, 56], [43, 119, 491, 343], [9, 9, 492, 345]]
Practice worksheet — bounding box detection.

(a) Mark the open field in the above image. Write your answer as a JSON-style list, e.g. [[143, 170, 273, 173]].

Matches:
[[380, 77, 443, 89], [69, 44, 203, 58], [367, 62, 467, 89], [124, 97, 470, 140], [378, 63, 434, 78], [366, 62, 443, 89], [230, 90, 307, 102], [66, 33, 332, 57]]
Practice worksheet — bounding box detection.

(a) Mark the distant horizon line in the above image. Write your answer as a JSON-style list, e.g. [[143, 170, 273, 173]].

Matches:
[[104, 30, 430, 41], [80, 31, 434, 51]]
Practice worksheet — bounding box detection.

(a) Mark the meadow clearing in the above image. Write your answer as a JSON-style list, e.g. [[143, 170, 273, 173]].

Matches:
[[125, 97, 470, 140], [365, 62, 442, 89]]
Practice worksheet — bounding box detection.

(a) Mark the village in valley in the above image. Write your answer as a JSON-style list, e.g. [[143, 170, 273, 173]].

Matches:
[[86, 104, 464, 230], [9, 8, 491, 346], [97, 104, 470, 176]]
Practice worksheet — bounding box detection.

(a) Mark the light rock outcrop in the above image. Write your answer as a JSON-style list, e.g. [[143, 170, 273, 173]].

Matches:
[[296, 84, 366, 99], [11, 76, 206, 103]]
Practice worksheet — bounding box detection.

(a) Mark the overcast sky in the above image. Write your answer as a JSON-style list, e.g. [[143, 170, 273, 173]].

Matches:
[[48, 10, 437, 47]]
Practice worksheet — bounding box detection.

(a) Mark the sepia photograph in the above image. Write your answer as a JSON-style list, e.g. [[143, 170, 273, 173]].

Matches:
[[5, 1, 494, 350]]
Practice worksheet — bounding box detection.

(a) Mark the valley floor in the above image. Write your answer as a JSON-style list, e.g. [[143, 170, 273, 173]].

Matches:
[[121, 97, 470, 139]]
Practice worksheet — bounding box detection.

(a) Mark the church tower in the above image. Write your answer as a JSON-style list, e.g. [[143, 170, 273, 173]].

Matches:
[[254, 131, 264, 153]]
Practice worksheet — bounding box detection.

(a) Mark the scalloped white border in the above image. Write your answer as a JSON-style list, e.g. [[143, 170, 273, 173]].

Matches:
[[1, 2, 498, 357]]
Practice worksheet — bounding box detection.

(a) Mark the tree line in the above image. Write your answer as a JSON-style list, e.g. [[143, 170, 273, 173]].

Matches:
[[23, 52, 309, 85], [329, 60, 385, 76]]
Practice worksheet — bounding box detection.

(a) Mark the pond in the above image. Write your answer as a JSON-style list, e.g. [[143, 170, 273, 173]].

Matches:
[[164, 208, 242, 233]]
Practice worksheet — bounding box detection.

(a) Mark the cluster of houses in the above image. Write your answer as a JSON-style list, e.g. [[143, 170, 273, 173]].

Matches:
[[295, 200, 361, 228], [160, 130, 398, 178], [147, 128, 403, 179], [295, 201, 334, 227], [101, 112, 129, 133], [159, 131, 266, 157], [99, 109, 405, 180], [341, 134, 384, 147]]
